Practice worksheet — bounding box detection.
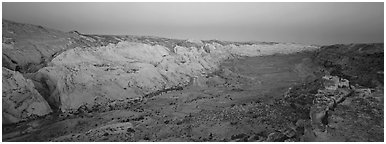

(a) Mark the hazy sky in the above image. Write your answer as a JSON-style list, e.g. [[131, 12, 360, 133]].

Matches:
[[2, 2, 384, 45]]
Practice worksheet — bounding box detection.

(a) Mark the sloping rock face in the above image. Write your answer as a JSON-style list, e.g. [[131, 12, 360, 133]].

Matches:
[[2, 19, 319, 121], [35, 41, 318, 111], [2, 67, 52, 124], [2, 20, 128, 73], [3, 19, 77, 73]]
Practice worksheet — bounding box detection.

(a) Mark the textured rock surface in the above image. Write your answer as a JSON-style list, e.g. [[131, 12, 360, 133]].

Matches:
[[51, 122, 135, 141], [2, 19, 318, 112], [34, 41, 317, 111], [3, 51, 383, 142], [315, 43, 383, 88], [2, 67, 52, 124], [2, 20, 383, 142], [283, 75, 383, 142], [3, 19, 80, 73]]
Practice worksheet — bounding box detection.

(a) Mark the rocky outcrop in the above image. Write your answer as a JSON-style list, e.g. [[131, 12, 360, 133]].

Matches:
[[2, 20, 383, 142], [283, 75, 383, 142], [32, 41, 317, 111], [309, 76, 352, 135], [325, 86, 383, 142], [31, 42, 218, 111], [2, 67, 52, 124], [280, 43, 384, 141], [3, 19, 77, 73], [3, 19, 319, 119], [307, 75, 383, 141], [2, 19, 128, 73], [315, 43, 383, 88]]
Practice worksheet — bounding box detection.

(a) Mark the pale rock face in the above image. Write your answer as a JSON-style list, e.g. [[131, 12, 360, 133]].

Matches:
[[2, 67, 52, 124], [113, 42, 170, 64], [36, 42, 216, 111], [322, 75, 350, 91], [34, 41, 318, 111], [35, 64, 143, 111], [186, 39, 204, 46]]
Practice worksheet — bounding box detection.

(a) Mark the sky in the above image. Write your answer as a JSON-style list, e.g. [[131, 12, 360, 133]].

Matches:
[[2, 2, 384, 45]]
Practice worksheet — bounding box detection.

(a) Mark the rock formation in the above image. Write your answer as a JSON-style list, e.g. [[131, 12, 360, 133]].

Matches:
[[315, 43, 384, 88], [2, 67, 52, 124], [2, 20, 383, 142], [16, 37, 315, 112], [2, 19, 319, 118]]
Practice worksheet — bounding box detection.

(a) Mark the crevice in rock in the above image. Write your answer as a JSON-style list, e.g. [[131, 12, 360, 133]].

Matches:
[[321, 110, 329, 126]]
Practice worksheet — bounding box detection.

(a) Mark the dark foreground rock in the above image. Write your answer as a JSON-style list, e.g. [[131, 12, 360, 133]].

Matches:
[[315, 43, 383, 88]]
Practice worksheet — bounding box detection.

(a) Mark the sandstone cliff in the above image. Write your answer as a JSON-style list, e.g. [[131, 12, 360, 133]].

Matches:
[[2, 19, 319, 118], [1, 20, 383, 142], [35, 41, 318, 111]]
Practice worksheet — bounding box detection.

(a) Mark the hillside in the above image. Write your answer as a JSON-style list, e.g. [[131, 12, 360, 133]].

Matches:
[[2, 20, 383, 142]]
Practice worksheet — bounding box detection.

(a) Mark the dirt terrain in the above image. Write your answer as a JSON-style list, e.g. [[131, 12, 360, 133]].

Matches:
[[4, 51, 383, 142], [2, 20, 384, 142], [2, 52, 317, 141]]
